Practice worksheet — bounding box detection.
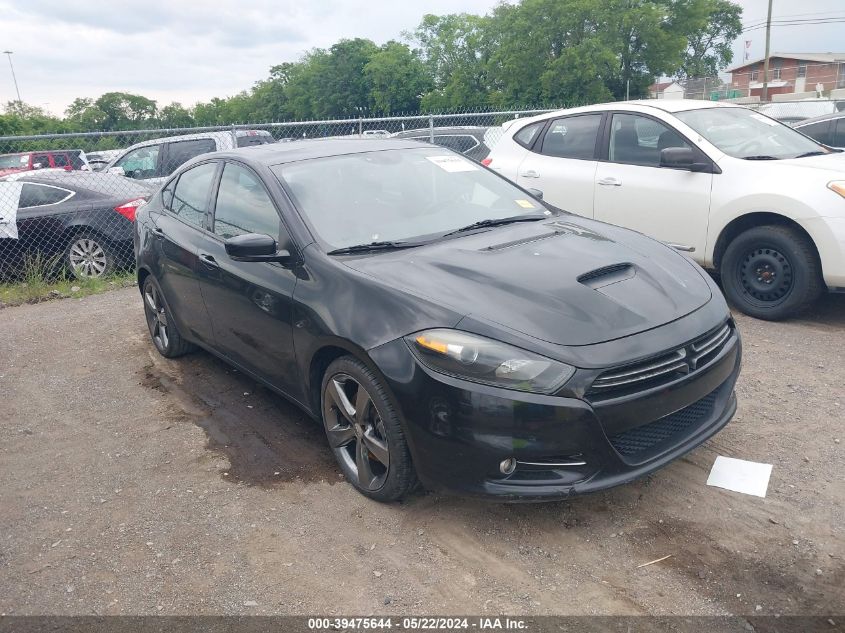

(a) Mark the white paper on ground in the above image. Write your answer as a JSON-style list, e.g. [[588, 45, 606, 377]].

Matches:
[[706, 456, 772, 497]]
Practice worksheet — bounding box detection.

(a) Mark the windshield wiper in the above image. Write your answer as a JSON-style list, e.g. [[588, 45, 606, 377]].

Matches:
[[441, 214, 548, 237], [327, 241, 424, 255], [742, 155, 780, 160], [794, 151, 827, 158]]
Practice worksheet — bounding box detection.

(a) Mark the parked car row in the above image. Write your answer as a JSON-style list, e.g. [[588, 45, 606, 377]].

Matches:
[[0, 149, 90, 177]]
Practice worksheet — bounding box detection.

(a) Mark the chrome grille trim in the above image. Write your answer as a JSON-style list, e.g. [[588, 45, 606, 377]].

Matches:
[[588, 321, 734, 398]]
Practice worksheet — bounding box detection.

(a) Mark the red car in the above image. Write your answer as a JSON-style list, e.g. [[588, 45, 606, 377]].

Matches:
[[0, 150, 89, 178]]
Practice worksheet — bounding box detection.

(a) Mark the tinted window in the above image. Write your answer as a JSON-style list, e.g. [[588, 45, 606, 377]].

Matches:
[[32, 155, 50, 169], [169, 162, 217, 228], [798, 121, 832, 145], [236, 133, 273, 147], [163, 139, 217, 174], [213, 164, 280, 239], [833, 118, 845, 147], [52, 154, 69, 168], [609, 113, 693, 167], [434, 135, 478, 153], [540, 115, 602, 159], [116, 145, 161, 180], [19, 183, 73, 208], [514, 122, 543, 148]]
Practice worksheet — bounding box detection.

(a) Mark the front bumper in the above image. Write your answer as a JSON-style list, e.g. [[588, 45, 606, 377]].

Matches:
[[369, 323, 742, 501]]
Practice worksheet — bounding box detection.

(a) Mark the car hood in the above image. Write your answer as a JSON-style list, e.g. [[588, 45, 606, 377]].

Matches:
[[343, 217, 712, 346], [775, 152, 845, 173]]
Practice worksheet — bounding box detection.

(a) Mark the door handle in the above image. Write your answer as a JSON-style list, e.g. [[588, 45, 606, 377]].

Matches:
[[520, 169, 540, 178], [199, 253, 219, 269], [597, 177, 622, 187]]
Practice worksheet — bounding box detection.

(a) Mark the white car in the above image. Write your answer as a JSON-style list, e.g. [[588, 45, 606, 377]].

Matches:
[[105, 129, 274, 185], [484, 99, 845, 320]]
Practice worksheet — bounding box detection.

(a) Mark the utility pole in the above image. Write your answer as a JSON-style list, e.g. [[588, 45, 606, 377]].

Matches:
[[761, 0, 773, 102], [3, 50, 22, 105]]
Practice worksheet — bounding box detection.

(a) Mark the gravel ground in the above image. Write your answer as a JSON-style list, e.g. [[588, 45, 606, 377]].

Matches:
[[0, 288, 842, 616]]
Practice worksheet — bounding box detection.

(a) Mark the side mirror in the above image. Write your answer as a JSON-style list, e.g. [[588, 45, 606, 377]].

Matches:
[[526, 187, 544, 200], [660, 147, 711, 172], [108, 166, 126, 176], [225, 233, 291, 263]]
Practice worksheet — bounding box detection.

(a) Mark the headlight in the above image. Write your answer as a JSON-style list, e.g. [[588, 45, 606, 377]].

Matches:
[[828, 181, 845, 199], [405, 329, 575, 394]]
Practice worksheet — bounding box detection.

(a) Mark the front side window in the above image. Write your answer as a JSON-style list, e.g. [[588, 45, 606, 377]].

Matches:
[[116, 145, 161, 179], [52, 154, 69, 168], [797, 121, 832, 146], [274, 148, 552, 250], [539, 115, 602, 160], [163, 139, 216, 175], [833, 118, 845, 147], [32, 155, 50, 169], [675, 107, 826, 159], [608, 113, 693, 167], [18, 183, 73, 208], [213, 164, 280, 239], [169, 162, 217, 228]]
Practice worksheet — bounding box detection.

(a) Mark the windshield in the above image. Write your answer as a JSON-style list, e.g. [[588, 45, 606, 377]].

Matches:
[[675, 107, 827, 160], [273, 147, 550, 250], [0, 154, 27, 169]]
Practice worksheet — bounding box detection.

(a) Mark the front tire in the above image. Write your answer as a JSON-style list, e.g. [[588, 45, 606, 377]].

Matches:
[[720, 225, 823, 321], [142, 275, 195, 358], [321, 356, 417, 502]]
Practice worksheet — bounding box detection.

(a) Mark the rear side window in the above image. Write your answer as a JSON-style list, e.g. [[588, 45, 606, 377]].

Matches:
[[236, 133, 273, 147], [52, 154, 70, 168], [212, 163, 280, 239], [18, 183, 73, 208], [32, 155, 51, 169], [514, 122, 544, 148], [168, 162, 217, 228], [539, 115, 602, 159], [798, 121, 832, 145], [434, 135, 479, 154], [163, 139, 217, 174]]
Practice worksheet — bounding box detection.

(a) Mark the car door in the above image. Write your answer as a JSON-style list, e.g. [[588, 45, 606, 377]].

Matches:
[[194, 161, 302, 401], [149, 161, 218, 346], [593, 112, 713, 259], [514, 113, 604, 217]]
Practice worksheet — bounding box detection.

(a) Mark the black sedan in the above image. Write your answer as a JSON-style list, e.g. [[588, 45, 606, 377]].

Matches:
[[0, 172, 152, 279], [134, 139, 741, 502]]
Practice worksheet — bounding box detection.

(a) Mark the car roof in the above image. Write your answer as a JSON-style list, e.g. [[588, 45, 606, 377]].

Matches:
[[15, 172, 155, 197], [209, 138, 431, 166], [793, 111, 845, 126]]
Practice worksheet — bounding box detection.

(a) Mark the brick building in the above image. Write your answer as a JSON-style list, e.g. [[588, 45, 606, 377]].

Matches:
[[727, 53, 845, 98]]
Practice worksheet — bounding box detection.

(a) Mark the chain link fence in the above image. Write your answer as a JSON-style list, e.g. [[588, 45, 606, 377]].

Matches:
[[1, 101, 842, 284], [0, 109, 553, 283]]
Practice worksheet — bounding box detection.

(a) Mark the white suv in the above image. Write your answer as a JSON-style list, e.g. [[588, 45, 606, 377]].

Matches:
[[485, 100, 845, 320]]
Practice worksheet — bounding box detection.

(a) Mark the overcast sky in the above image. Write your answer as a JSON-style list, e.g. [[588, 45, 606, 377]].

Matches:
[[0, 0, 843, 116]]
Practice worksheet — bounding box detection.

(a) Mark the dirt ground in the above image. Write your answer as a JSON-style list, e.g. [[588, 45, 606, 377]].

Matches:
[[0, 287, 843, 617]]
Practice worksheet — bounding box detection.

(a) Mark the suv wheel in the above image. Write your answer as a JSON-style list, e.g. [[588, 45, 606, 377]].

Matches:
[[321, 356, 417, 502], [721, 225, 823, 320]]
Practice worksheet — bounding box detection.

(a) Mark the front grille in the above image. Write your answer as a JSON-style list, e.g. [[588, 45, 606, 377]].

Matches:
[[607, 390, 718, 461], [588, 321, 732, 399]]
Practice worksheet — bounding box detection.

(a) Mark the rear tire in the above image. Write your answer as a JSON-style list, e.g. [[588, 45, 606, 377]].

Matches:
[[720, 225, 823, 321], [142, 275, 195, 358], [65, 231, 116, 279], [321, 356, 417, 502]]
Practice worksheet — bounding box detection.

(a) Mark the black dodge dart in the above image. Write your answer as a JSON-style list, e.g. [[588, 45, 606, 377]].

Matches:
[[134, 139, 741, 502]]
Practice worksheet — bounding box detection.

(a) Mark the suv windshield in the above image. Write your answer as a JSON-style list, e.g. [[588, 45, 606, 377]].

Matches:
[[273, 148, 550, 250], [675, 107, 828, 160]]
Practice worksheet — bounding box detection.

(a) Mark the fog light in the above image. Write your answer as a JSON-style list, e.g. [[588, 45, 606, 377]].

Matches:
[[499, 458, 517, 475]]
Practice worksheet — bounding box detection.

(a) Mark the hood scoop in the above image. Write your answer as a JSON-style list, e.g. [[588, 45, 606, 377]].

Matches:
[[577, 263, 635, 289]]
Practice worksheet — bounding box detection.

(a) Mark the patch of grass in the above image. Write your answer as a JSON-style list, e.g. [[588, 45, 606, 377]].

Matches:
[[0, 254, 135, 308]]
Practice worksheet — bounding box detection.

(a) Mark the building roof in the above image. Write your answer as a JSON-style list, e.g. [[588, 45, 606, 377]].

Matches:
[[649, 81, 682, 92], [727, 52, 845, 73]]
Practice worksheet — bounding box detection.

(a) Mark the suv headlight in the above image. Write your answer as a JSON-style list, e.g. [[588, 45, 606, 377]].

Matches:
[[828, 181, 845, 199], [405, 329, 575, 394]]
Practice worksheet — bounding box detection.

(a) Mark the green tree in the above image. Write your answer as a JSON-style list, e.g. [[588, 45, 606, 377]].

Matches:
[[364, 41, 430, 114], [93, 92, 157, 129], [158, 102, 194, 128], [672, 0, 742, 78]]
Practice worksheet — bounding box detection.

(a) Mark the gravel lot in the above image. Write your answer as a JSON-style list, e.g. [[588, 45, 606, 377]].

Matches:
[[0, 288, 843, 616]]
